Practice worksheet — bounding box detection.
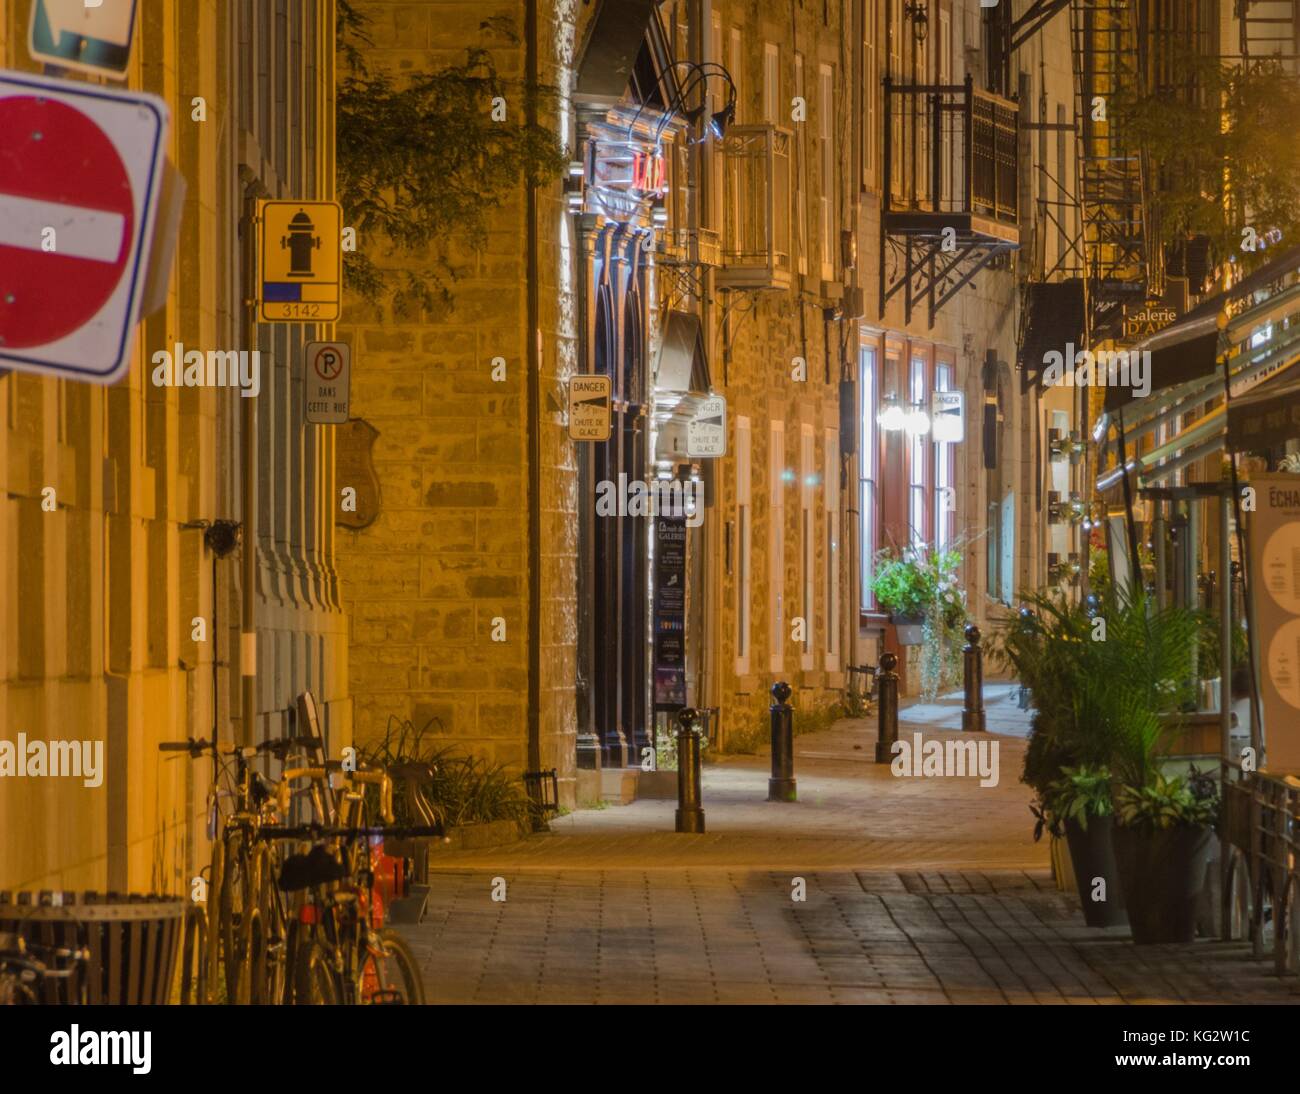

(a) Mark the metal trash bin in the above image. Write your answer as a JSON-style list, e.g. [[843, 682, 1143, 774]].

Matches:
[[0, 890, 184, 1004]]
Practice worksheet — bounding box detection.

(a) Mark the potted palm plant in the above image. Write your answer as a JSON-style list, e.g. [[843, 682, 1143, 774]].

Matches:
[[1075, 587, 1215, 944], [996, 594, 1127, 927]]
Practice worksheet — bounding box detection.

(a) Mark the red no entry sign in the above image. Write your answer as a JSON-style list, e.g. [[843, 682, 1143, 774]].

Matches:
[[0, 71, 167, 383]]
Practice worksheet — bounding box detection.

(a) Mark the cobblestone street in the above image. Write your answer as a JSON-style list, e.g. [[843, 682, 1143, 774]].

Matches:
[[407, 869, 1297, 1005], [405, 696, 1300, 1005]]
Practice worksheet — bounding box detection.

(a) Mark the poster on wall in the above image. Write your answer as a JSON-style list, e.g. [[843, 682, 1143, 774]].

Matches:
[[653, 514, 687, 711], [1248, 473, 1300, 772]]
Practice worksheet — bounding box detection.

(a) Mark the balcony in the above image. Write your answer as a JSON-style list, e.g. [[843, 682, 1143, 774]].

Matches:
[[879, 74, 1020, 326], [883, 74, 1019, 241], [716, 124, 793, 291], [657, 226, 722, 268]]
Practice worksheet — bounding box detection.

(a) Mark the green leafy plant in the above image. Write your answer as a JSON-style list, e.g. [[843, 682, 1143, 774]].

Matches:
[[1114, 771, 1219, 832], [872, 543, 968, 701], [1045, 765, 1115, 834], [358, 715, 536, 827], [995, 587, 1203, 831], [870, 545, 963, 622], [1112, 50, 1300, 279]]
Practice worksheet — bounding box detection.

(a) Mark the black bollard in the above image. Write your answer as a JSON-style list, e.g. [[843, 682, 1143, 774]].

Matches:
[[962, 624, 986, 733], [875, 652, 899, 764], [675, 707, 705, 833], [768, 681, 796, 802]]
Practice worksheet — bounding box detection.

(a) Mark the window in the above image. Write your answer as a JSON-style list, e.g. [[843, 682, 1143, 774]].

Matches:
[[909, 356, 928, 549], [800, 423, 815, 670], [735, 416, 752, 675], [818, 64, 836, 281], [763, 43, 780, 124], [794, 52, 808, 276], [824, 426, 840, 669], [769, 420, 785, 673], [859, 344, 878, 610], [934, 362, 955, 551]]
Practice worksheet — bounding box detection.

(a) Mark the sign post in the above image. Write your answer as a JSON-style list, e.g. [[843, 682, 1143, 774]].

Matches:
[[258, 201, 342, 323], [932, 390, 964, 443], [28, 0, 138, 79], [567, 375, 612, 441], [687, 394, 727, 457], [0, 70, 168, 384], [304, 341, 351, 424]]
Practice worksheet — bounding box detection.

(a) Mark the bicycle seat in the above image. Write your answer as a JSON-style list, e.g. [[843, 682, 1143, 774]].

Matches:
[[278, 845, 348, 891]]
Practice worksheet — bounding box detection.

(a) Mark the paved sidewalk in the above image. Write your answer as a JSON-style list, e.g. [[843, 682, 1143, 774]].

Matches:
[[404, 698, 1299, 1004], [404, 869, 1298, 1005], [425, 698, 1044, 872]]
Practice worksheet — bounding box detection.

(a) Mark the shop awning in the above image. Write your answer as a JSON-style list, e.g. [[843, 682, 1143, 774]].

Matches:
[[574, 0, 659, 104], [1103, 243, 1300, 414], [654, 309, 710, 395]]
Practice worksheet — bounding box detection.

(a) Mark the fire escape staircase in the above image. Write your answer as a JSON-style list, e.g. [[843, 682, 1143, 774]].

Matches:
[[1069, 0, 1159, 343], [1240, 0, 1300, 72]]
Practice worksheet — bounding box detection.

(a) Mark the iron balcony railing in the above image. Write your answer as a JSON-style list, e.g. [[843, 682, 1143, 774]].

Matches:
[[717, 124, 793, 291], [882, 74, 1019, 228]]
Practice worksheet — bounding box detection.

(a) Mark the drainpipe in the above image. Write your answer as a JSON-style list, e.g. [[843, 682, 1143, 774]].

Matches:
[[239, 177, 265, 747], [525, 0, 542, 775]]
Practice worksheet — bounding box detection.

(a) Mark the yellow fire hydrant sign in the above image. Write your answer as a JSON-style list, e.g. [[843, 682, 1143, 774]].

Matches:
[[258, 200, 342, 322]]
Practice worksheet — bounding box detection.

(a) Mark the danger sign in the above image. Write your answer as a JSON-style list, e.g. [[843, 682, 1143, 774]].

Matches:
[[568, 374, 611, 441], [0, 70, 168, 384], [304, 341, 350, 424]]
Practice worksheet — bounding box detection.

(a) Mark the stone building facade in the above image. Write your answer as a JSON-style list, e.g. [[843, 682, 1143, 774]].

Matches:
[[0, 0, 347, 892], [335, 0, 582, 790]]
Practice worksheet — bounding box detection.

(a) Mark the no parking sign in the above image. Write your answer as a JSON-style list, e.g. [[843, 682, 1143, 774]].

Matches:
[[0, 70, 167, 384], [304, 341, 350, 424]]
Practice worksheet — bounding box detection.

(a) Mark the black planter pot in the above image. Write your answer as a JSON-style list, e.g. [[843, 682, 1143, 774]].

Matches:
[[1111, 823, 1214, 944], [1063, 816, 1128, 928], [891, 613, 925, 646]]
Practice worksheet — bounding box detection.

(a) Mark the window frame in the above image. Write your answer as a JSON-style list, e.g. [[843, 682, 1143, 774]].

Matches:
[[769, 419, 785, 674], [859, 342, 880, 612]]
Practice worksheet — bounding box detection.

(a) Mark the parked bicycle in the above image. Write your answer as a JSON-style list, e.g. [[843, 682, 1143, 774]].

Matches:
[[272, 764, 428, 1004], [159, 731, 332, 1004]]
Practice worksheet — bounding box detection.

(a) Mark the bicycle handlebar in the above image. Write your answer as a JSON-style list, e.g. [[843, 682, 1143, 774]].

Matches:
[[253, 823, 446, 840], [159, 734, 325, 758]]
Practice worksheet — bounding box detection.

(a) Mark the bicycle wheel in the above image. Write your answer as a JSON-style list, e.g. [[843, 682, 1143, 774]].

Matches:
[[203, 837, 225, 1003], [292, 936, 340, 1005], [360, 929, 425, 1004], [220, 830, 254, 1004]]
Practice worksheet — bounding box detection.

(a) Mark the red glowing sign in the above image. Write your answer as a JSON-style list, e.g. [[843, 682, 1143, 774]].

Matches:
[[632, 150, 665, 194]]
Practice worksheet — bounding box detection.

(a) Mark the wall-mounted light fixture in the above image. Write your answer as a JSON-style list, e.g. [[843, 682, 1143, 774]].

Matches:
[[877, 395, 907, 432], [904, 2, 929, 43]]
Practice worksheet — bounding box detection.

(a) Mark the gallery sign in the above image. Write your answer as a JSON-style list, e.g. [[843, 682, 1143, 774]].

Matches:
[[652, 514, 687, 710]]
